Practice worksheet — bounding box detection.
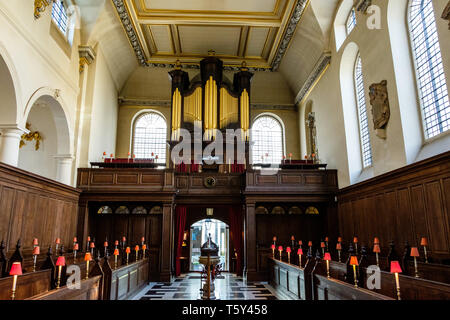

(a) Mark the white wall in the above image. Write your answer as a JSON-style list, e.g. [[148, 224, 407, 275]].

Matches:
[[300, 0, 450, 188]]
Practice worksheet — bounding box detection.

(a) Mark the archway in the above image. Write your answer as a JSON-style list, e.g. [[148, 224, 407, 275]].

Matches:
[[189, 218, 230, 272], [0, 51, 22, 166], [18, 94, 72, 184]]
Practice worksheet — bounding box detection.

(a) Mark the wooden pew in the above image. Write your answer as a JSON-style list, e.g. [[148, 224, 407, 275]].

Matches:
[[0, 269, 52, 300]]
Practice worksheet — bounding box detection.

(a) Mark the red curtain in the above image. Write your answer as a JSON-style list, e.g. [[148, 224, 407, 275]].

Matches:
[[229, 206, 243, 276], [175, 206, 187, 276]]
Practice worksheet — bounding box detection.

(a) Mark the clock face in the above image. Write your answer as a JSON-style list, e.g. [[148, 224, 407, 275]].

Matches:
[[204, 177, 217, 188]]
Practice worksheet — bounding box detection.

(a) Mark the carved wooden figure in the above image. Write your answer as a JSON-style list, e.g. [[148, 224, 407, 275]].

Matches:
[[369, 80, 390, 139]]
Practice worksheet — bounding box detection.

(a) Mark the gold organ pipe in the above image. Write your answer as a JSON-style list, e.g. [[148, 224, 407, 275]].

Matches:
[[204, 76, 217, 140], [240, 89, 250, 141], [172, 88, 182, 140]]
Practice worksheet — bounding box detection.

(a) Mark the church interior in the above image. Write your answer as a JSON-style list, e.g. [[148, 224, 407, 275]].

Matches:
[[0, 0, 450, 302]]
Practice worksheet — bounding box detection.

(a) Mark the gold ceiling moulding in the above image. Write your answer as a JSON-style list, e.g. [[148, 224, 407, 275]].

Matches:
[[34, 0, 55, 19], [78, 46, 96, 73]]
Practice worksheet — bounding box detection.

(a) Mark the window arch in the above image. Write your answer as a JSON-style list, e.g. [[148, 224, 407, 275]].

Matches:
[[52, 0, 69, 35], [354, 54, 373, 168], [346, 7, 357, 35], [409, 0, 449, 139], [133, 112, 167, 163], [251, 114, 285, 164]]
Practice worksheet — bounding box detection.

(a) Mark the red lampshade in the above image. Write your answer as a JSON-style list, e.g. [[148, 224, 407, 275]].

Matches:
[[122, 236, 126, 241], [420, 237, 428, 246], [324, 253, 331, 261], [73, 243, 79, 251], [308, 241, 312, 247], [410, 247, 420, 257], [278, 246, 283, 252], [56, 256, 66, 267], [320, 242, 325, 248], [73, 237, 77, 243], [390, 261, 402, 273], [90, 242, 95, 248], [297, 248, 303, 255], [338, 237, 342, 242], [272, 236, 277, 242], [289, 153, 292, 157], [374, 237, 380, 244], [286, 247, 291, 253], [291, 235, 295, 241], [336, 243, 342, 250], [353, 237, 358, 243], [110, 153, 114, 158], [33, 238, 39, 246], [32, 246, 40, 255], [298, 240, 303, 245], [55, 238, 61, 244], [373, 244, 381, 253], [87, 236, 91, 242], [9, 262, 22, 276], [113, 249, 119, 256], [271, 244, 275, 250], [126, 247, 131, 254], [84, 253, 92, 261], [104, 241, 108, 247], [325, 237, 329, 242], [142, 244, 147, 250], [135, 245, 139, 251], [349, 256, 359, 266]]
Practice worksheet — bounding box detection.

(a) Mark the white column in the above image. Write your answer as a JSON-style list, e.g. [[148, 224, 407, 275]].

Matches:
[[0, 126, 27, 166], [54, 154, 74, 185]]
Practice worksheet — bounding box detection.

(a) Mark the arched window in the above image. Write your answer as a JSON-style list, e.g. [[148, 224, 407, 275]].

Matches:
[[52, 0, 68, 35], [354, 54, 373, 168], [346, 7, 357, 35], [409, 0, 449, 139], [133, 112, 167, 163], [251, 115, 284, 164]]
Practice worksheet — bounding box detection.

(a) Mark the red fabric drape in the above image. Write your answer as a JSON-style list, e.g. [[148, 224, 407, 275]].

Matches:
[[175, 206, 187, 276], [229, 206, 243, 276]]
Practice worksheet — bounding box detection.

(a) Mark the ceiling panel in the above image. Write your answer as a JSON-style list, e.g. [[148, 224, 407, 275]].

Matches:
[[113, 0, 310, 70]]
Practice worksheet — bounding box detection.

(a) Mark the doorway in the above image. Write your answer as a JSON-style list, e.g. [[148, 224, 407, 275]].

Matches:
[[189, 219, 229, 272]]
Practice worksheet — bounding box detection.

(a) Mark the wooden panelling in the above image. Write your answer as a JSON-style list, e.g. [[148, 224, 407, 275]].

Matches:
[[106, 259, 149, 300], [338, 152, 450, 262], [0, 162, 80, 256], [28, 276, 102, 300]]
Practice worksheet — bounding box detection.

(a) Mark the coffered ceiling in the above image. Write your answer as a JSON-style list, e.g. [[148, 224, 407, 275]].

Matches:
[[111, 0, 309, 70]]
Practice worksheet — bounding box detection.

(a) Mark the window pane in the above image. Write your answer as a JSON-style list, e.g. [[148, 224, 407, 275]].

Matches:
[[133, 113, 167, 164], [409, 0, 449, 139], [355, 54, 373, 168], [251, 116, 284, 164], [52, 1, 68, 34], [346, 8, 356, 35]]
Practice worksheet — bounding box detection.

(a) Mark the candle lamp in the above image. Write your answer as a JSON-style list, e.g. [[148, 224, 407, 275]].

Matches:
[[33, 238, 39, 246], [298, 240, 303, 247], [142, 244, 147, 258], [55, 256, 66, 289], [353, 237, 358, 254], [297, 248, 303, 267], [73, 243, 79, 262], [308, 241, 312, 247], [126, 247, 131, 264], [32, 246, 40, 272], [350, 256, 359, 288], [141, 237, 145, 246], [390, 261, 402, 300], [336, 243, 342, 262], [86, 236, 91, 252], [122, 236, 126, 250], [373, 244, 381, 267], [291, 235, 295, 249], [84, 252, 92, 279], [278, 246, 283, 261], [55, 238, 61, 255], [374, 237, 380, 245], [114, 240, 119, 249], [420, 237, 429, 263], [320, 242, 325, 256], [135, 245, 140, 261], [113, 249, 119, 269], [286, 247, 291, 264], [338, 236, 342, 243], [271, 244, 276, 258], [9, 262, 22, 300], [410, 247, 420, 278], [324, 253, 331, 278], [272, 236, 277, 246], [90, 241, 95, 256], [104, 241, 109, 256]]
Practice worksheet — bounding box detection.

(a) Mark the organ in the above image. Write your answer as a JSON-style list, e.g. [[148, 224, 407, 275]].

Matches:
[[168, 51, 253, 145]]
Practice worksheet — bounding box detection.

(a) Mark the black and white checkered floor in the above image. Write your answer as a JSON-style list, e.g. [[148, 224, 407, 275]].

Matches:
[[132, 273, 287, 300]]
